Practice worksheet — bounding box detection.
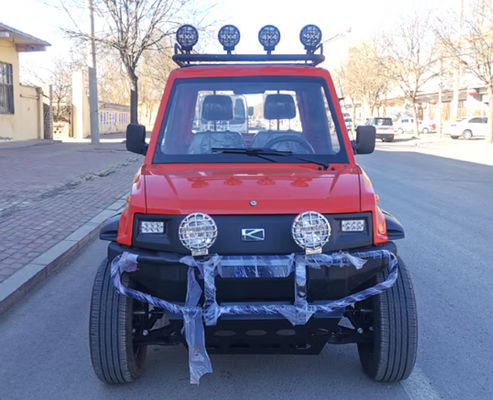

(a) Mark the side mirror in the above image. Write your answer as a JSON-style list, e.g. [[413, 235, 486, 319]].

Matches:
[[352, 125, 376, 154], [126, 123, 147, 155], [248, 106, 254, 116]]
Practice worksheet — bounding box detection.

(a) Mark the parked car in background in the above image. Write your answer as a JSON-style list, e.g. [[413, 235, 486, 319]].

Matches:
[[343, 112, 353, 132], [444, 117, 488, 139], [365, 117, 394, 142], [395, 118, 435, 134]]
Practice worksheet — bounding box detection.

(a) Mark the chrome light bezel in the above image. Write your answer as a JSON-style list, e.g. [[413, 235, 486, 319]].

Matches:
[[178, 212, 217, 256], [292, 211, 331, 254]]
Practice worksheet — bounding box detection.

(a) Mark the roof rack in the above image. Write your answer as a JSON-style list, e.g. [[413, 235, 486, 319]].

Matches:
[[173, 24, 326, 68], [172, 45, 325, 67]]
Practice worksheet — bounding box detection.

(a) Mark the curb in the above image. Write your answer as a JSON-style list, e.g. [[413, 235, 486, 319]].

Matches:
[[0, 195, 128, 315]]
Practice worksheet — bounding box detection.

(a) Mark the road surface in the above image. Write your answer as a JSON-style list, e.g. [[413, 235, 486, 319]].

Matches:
[[1, 148, 492, 399]]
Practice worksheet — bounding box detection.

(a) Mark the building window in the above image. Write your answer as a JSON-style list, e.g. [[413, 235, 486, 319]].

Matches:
[[0, 62, 14, 114]]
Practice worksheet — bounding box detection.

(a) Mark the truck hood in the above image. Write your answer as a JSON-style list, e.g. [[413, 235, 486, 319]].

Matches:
[[143, 164, 361, 215]]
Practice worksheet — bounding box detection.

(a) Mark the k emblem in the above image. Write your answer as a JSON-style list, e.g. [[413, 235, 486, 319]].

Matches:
[[241, 228, 265, 241]]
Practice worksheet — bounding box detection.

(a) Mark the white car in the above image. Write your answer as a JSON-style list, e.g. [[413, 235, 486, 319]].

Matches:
[[395, 118, 435, 134], [445, 117, 488, 139], [365, 117, 395, 142]]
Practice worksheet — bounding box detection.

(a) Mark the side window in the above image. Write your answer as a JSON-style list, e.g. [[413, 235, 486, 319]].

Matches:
[[0, 62, 14, 114], [470, 117, 481, 123], [321, 88, 340, 153]]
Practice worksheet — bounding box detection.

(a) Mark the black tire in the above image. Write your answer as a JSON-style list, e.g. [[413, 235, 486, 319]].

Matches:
[[463, 130, 472, 140], [421, 127, 429, 134], [357, 257, 418, 382], [451, 136, 459, 139], [89, 259, 147, 384]]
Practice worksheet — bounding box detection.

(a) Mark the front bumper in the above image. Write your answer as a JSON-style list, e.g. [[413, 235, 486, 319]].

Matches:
[[110, 244, 398, 384], [108, 241, 396, 303]]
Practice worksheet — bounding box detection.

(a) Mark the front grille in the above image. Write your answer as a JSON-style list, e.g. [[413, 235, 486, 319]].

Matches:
[[133, 213, 372, 255]]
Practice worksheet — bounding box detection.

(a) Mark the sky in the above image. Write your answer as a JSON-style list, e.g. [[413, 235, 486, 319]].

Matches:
[[0, 0, 464, 85]]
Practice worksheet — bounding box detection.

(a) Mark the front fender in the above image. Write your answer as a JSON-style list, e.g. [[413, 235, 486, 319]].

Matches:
[[382, 210, 405, 240], [100, 214, 120, 241]]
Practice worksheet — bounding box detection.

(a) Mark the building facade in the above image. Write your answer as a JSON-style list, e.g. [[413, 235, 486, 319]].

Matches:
[[0, 23, 50, 141]]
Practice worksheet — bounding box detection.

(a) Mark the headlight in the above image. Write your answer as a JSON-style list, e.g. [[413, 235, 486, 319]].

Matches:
[[140, 221, 164, 234], [178, 213, 217, 256], [292, 211, 331, 254], [341, 219, 365, 232]]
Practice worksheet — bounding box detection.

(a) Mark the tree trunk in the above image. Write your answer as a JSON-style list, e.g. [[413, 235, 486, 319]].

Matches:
[[411, 100, 420, 136], [487, 85, 493, 144], [130, 75, 138, 124], [351, 102, 357, 137]]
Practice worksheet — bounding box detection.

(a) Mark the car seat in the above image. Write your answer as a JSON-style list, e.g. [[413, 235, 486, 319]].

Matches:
[[188, 95, 245, 154], [251, 94, 302, 151]]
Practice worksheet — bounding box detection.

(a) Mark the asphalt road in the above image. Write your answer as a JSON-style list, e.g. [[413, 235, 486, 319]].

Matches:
[[1, 148, 493, 400]]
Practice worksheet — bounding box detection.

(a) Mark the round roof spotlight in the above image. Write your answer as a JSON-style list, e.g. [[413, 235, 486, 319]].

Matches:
[[179, 212, 217, 256], [218, 24, 240, 54], [176, 24, 198, 53], [292, 211, 331, 255], [258, 25, 281, 54], [300, 24, 322, 53]]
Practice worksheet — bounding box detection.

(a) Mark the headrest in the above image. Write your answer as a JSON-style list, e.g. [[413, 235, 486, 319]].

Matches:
[[202, 95, 233, 121], [264, 94, 296, 120]]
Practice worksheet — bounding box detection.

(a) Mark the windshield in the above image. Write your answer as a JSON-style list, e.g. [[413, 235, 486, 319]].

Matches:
[[153, 76, 348, 164]]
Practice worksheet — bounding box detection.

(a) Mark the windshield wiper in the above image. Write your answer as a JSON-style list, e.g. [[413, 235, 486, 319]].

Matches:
[[211, 147, 330, 170]]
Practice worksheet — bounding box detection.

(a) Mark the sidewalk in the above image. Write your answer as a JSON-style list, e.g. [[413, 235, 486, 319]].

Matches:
[[0, 139, 143, 312], [377, 134, 493, 166]]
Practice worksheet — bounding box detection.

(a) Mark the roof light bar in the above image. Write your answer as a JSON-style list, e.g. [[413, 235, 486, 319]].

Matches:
[[176, 24, 198, 53], [300, 24, 322, 53], [218, 24, 240, 54], [172, 24, 325, 67], [258, 25, 281, 54]]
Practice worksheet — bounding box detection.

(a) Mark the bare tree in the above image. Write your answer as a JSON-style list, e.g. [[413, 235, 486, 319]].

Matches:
[[376, 14, 437, 136], [50, 59, 76, 123], [64, 0, 186, 123], [339, 42, 389, 120], [436, 0, 493, 144]]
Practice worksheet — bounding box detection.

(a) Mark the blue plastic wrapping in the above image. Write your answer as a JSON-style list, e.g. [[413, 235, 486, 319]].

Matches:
[[111, 249, 398, 384]]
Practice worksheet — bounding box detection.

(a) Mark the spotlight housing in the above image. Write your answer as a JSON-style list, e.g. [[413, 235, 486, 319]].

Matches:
[[178, 212, 218, 256], [218, 24, 240, 53], [258, 25, 281, 54], [176, 24, 198, 53], [292, 211, 331, 254], [300, 24, 322, 53]]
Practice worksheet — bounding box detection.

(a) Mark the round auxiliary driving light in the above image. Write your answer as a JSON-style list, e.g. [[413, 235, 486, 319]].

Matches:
[[258, 25, 281, 53], [300, 24, 322, 52], [176, 24, 198, 52], [292, 211, 331, 254], [218, 24, 240, 53], [179, 213, 217, 256]]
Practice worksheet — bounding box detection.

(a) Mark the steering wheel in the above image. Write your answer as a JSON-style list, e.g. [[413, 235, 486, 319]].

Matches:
[[263, 135, 315, 154]]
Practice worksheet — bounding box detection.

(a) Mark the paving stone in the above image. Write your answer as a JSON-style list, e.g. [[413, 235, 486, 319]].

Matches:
[[0, 140, 139, 283]]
